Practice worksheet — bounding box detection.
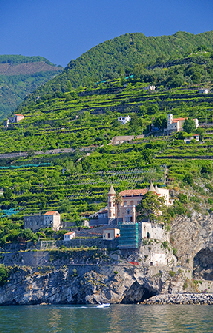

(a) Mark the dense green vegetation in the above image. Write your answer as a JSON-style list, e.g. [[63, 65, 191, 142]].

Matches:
[[0, 264, 9, 285], [0, 55, 63, 119], [0, 31, 213, 244], [1, 79, 213, 237], [136, 191, 167, 222], [20, 30, 213, 102]]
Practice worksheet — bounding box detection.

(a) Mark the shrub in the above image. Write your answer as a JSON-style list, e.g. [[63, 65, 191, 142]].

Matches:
[[183, 174, 193, 185], [208, 198, 213, 205], [183, 280, 188, 290], [190, 196, 200, 203], [162, 241, 169, 249], [173, 248, 177, 256], [206, 184, 213, 193], [0, 265, 9, 286], [178, 193, 188, 204]]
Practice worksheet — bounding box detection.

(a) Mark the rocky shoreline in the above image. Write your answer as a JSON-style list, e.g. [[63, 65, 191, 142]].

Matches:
[[142, 293, 213, 305]]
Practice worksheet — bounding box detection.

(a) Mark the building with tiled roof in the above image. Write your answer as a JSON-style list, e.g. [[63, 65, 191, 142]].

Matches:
[[107, 184, 172, 224], [89, 184, 173, 227], [8, 114, 24, 123], [64, 231, 75, 241], [119, 189, 148, 197], [44, 211, 59, 215], [24, 211, 61, 231], [166, 114, 199, 133]]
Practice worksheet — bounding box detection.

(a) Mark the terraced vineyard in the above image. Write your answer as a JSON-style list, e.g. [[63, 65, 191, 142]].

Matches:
[[0, 63, 213, 237]]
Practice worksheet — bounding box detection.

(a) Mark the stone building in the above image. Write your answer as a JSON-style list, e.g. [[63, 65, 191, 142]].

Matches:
[[24, 211, 61, 232], [142, 221, 169, 242], [103, 228, 120, 240]]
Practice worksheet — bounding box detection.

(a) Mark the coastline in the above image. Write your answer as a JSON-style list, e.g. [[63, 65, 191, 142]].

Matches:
[[142, 293, 213, 305]]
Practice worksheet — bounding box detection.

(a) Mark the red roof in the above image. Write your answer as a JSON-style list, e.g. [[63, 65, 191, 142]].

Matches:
[[119, 188, 148, 196], [172, 117, 187, 122], [65, 232, 75, 235], [14, 114, 24, 116], [44, 211, 59, 215]]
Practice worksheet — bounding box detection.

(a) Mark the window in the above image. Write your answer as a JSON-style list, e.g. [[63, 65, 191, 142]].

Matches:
[[108, 233, 111, 238]]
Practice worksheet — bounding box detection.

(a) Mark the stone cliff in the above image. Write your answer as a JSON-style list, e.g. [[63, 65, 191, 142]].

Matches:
[[1, 211, 213, 305], [0, 264, 188, 305], [171, 212, 213, 280]]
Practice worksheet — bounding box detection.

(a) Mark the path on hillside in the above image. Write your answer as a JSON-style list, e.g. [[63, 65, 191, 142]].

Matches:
[[0, 146, 95, 160], [156, 155, 213, 160], [1, 149, 213, 161]]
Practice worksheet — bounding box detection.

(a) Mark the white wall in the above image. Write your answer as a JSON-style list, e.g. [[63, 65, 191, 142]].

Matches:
[[142, 222, 169, 242]]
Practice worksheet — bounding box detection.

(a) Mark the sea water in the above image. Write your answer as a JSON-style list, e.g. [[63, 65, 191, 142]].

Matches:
[[1, 304, 213, 333]]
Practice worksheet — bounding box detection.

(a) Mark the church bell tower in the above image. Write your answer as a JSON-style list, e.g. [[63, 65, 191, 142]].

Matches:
[[107, 185, 116, 219]]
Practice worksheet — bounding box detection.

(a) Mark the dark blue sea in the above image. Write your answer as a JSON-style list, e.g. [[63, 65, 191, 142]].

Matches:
[[1, 304, 213, 333]]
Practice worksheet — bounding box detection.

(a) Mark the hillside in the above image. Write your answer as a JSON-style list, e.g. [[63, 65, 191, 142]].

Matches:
[[0, 50, 212, 225], [0, 45, 212, 288], [0, 62, 61, 76], [19, 30, 213, 103], [0, 33, 213, 302], [0, 55, 63, 120]]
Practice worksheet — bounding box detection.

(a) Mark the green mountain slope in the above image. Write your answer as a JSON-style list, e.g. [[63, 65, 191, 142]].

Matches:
[[21, 31, 213, 102], [0, 52, 213, 226], [0, 55, 63, 120], [0, 40, 213, 243]]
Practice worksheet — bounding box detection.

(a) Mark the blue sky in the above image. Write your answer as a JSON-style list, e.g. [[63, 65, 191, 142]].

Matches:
[[1, 0, 213, 66]]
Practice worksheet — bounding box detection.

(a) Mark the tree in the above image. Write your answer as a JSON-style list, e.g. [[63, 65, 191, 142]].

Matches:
[[138, 105, 147, 116], [147, 104, 159, 115], [0, 265, 9, 286], [3, 188, 12, 200], [166, 73, 185, 88], [136, 191, 166, 222], [141, 149, 154, 164], [183, 118, 196, 134], [196, 127, 205, 141], [113, 193, 122, 223], [153, 115, 167, 130], [174, 131, 187, 140], [129, 114, 143, 134], [183, 173, 193, 185], [133, 63, 145, 79]]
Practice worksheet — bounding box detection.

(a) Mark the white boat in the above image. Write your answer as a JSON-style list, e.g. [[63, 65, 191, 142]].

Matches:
[[96, 303, 110, 308]]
